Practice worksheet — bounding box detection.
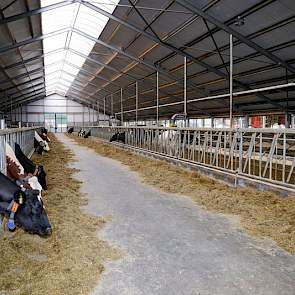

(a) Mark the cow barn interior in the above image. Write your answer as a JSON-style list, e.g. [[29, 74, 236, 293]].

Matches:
[[0, 0, 295, 294]]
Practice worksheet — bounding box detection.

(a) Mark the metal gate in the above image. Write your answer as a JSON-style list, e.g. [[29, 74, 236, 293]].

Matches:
[[76, 126, 295, 192]]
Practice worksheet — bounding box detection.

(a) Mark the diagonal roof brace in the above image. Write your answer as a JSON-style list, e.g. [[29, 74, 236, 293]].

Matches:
[[175, 0, 295, 75]]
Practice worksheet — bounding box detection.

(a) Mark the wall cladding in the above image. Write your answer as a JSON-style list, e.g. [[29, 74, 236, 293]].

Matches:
[[10, 94, 108, 127]]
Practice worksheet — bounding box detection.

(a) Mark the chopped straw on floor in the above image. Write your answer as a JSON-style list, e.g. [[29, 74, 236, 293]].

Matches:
[[68, 134, 295, 255], [0, 133, 121, 295]]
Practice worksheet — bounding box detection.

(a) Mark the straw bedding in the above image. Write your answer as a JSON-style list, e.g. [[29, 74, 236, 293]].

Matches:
[[69, 134, 295, 255], [0, 134, 121, 295]]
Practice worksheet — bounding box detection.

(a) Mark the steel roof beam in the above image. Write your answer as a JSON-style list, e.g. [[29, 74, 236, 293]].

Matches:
[[63, 60, 119, 92], [2, 94, 46, 112], [175, 0, 295, 74], [66, 93, 111, 113], [73, 28, 186, 84], [1, 89, 46, 109], [81, 1, 227, 83], [2, 0, 18, 11], [0, 60, 65, 84], [8, 81, 45, 97], [0, 76, 44, 94], [81, 1, 280, 110], [0, 1, 75, 25], [66, 90, 109, 110], [6, 86, 45, 102], [0, 0, 225, 83], [0, 2, 208, 94], [4, 48, 65, 70], [0, 28, 69, 55]]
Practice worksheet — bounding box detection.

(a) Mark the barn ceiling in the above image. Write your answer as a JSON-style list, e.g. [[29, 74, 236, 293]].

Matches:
[[0, 0, 295, 120]]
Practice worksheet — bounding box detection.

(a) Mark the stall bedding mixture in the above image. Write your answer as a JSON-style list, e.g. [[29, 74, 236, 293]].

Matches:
[[68, 134, 295, 255], [0, 133, 121, 295]]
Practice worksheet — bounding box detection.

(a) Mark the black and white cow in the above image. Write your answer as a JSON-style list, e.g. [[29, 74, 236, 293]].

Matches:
[[0, 172, 51, 236], [34, 131, 50, 154], [39, 127, 50, 142], [110, 132, 126, 144], [78, 129, 86, 137], [67, 127, 74, 134], [15, 143, 47, 190]]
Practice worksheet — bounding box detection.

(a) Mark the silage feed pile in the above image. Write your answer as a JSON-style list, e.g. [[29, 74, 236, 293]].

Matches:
[[69, 134, 295, 255], [0, 134, 121, 295]]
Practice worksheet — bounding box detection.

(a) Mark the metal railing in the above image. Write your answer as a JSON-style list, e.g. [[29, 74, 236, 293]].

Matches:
[[75, 126, 295, 191], [0, 127, 41, 175]]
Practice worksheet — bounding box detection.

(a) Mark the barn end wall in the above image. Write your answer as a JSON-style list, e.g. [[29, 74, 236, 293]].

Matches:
[[8, 94, 109, 128]]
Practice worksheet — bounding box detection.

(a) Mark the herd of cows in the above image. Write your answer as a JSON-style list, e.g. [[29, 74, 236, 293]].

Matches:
[[0, 126, 196, 238], [0, 127, 52, 237], [68, 127, 197, 145]]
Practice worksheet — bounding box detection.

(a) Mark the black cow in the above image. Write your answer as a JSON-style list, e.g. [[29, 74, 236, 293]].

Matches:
[[67, 127, 74, 134], [84, 130, 91, 138], [15, 143, 47, 190], [110, 132, 126, 144], [0, 172, 51, 236]]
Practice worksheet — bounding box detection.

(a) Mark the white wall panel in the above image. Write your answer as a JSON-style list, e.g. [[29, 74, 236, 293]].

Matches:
[[10, 94, 108, 127]]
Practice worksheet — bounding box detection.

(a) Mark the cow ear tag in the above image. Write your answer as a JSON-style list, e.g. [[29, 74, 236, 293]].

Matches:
[[18, 195, 23, 205], [7, 202, 19, 232], [7, 219, 16, 232], [15, 192, 25, 205]]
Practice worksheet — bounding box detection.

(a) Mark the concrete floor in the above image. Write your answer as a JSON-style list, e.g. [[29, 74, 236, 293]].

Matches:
[[58, 133, 295, 295]]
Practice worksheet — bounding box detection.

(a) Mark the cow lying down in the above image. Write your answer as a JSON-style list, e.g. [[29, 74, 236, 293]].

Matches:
[[0, 172, 51, 236]]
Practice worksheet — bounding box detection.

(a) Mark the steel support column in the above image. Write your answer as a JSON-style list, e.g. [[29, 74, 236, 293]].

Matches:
[[120, 88, 123, 125], [184, 56, 187, 126], [229, 34, 233, 128], [156, 71, 159, 126], [111, 94, 113, 118], [97, 100, 100, 124], [103, 97, 106, 123], [135, 82, 138, 125]]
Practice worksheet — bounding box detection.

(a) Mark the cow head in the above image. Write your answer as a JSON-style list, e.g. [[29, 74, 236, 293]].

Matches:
[[38, 140, 50, 152], [37, 165, 47, 190], [15, 189, 52, 236]]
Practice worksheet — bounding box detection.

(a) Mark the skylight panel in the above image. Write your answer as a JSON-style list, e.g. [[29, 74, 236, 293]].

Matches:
[[41, 0, 119, 96], [44, 51, 66, 66], [74, 5, 109, 38], [61, 72, 76, 82]]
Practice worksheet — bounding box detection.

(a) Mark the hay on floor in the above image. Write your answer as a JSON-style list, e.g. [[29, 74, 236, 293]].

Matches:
[[0, 133, 121, 295], [69, 134, 295, 255]]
